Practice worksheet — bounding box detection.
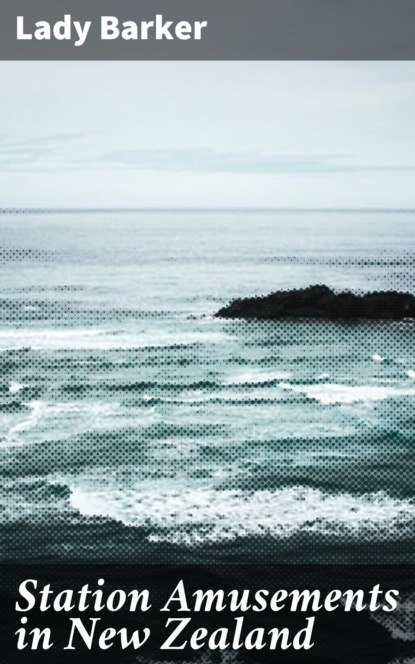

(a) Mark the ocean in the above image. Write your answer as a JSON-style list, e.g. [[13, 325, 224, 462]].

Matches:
[[0, 209, 414, 565]]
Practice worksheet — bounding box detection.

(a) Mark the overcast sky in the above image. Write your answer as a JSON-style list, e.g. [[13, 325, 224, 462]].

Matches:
[[1, 61, 415, 208]]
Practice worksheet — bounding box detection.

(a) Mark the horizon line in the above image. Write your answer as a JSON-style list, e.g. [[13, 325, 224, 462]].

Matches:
[[1, 206, 415, 214]]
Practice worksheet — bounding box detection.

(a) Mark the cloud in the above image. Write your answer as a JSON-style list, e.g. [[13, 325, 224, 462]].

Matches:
[[93, 148, 415, 175], [0, 133, 88, 171], [2, 139, 415, 175]]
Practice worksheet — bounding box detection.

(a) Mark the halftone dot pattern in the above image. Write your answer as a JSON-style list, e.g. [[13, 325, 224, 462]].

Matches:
[[0, 283, 414, 563], [0, 207, 414, 570], [1, 214, 415, 663]]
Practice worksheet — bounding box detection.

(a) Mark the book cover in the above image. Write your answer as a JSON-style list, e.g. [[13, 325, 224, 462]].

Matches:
[[1, 2, 414, 662]]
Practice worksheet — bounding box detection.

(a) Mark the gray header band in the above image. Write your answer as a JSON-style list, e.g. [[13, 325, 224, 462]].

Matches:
[[1, 0, 415, 60]]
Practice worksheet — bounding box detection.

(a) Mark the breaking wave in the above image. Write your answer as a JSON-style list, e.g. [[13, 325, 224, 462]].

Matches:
[[0, 327, 231, 351], [278, 382, 415, 405], [69, 485, 415, 546]]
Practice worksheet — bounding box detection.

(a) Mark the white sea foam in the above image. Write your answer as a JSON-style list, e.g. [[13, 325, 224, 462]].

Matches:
[[278, 382, 415, 405], [372, 353, 385, 362], [5, 400, 46, 443], [9, 381, 25, 394], [0, 327, 229, 351], [2, 399, 127, 447], [407, 370, 415, 380], [223, 370, 292, 385], [69, 485, 415, 546]]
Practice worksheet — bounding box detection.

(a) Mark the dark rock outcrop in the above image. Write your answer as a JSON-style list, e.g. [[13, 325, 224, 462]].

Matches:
[[215, 285, 415, 320]]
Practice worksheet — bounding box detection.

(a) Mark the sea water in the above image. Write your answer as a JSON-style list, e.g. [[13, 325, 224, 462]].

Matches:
[[0, 209, 414, 563]]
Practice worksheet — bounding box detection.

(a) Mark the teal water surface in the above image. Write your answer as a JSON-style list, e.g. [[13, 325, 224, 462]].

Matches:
[[0, 210, 414, 563]]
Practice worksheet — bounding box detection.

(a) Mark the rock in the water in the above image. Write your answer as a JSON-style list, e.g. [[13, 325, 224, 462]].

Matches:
[[215, 285, 415, 320]]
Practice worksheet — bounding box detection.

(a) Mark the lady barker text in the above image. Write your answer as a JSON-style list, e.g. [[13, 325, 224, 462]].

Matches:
[[16, 15, 208, 47]]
